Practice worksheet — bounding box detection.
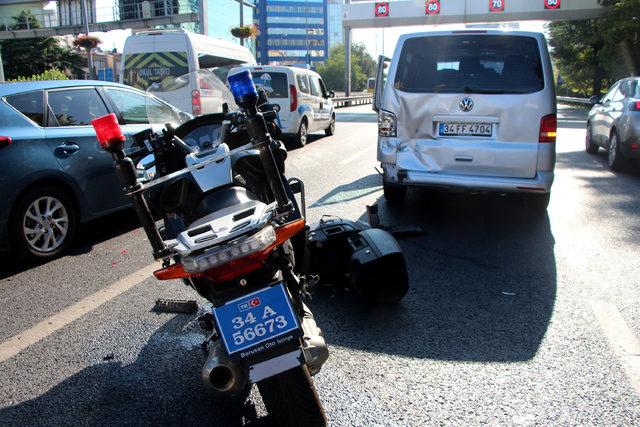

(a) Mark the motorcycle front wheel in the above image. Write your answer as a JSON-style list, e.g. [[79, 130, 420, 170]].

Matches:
[[257, 365, 327, 427]]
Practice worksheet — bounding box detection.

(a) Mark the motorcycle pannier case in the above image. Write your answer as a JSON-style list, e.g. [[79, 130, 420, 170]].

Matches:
[[347, 228, 408, 303]]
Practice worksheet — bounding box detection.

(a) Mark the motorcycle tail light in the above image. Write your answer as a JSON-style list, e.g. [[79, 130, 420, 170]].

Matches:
[[630, 101, 640, 111], [378, 110, 397, 137], [182, 226, 276, 273], [92, 113, 125, 148], [153, 219, 306, 282], [539, 114, 557, 143]]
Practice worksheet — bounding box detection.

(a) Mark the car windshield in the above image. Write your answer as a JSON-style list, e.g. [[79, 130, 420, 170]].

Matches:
[[394, 35, 545, 94]]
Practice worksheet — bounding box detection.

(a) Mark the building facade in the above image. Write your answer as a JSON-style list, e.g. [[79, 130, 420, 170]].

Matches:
[[255, 0, 328, 66], [326, 0, 341, 50]]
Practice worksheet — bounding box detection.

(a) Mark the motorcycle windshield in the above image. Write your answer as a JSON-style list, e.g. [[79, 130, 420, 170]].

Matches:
[[146, 69, 238, 117]]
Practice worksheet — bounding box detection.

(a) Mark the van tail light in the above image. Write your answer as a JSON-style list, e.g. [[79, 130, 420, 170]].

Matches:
[[153, 219, 306, 283], [289, 84, 297, 112], [539, 114, 557, 143], [629, 101, 640, 111], [91, 113, 125, 149], [0, 136, 12, 147], [192, 89, 202, 116]]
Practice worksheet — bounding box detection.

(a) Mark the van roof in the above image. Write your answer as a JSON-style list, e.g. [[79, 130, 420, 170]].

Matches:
[[397, 29, 546, 44], [124, 30, 256, 64]]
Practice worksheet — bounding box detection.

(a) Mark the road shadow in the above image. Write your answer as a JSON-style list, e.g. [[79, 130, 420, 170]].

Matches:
[[0, 209, 141, 280], [310, 179, 557, 362], [0, 314, 273, 426], [283, 134, 325, 152], [310, 173, 380, 207]]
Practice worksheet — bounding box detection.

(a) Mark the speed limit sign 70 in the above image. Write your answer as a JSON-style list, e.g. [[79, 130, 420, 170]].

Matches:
[[489, 0, 505, 12], [544, 0, 560, 9], [426, 0, 440, 15], [375, 2, 389, 17]]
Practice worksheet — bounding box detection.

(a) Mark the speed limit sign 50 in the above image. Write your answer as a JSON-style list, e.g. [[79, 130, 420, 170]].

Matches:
[[375, 2, 389, 17], [544, 0, 560, 9], [425, 0, 441, 15], [489, 0, 505, 12]]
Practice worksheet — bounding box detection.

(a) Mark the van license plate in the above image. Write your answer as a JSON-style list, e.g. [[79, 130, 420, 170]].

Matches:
[[439, 123, 493, 137]]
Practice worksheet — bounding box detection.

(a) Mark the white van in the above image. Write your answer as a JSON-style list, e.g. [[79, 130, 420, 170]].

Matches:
[[235, 65, 336, 147], [373, 30, 557, 211], [121, 29, 257, 116]]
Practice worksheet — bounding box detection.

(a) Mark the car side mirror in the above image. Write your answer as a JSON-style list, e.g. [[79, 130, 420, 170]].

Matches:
[[589, 95, 601, 105], [328, 90, 335, 99]]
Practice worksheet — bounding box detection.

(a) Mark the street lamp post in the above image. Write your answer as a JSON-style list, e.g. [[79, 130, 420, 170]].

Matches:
[[81, 0, 94, 80]]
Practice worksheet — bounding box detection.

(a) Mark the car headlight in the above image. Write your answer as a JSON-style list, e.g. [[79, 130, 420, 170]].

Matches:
[[182, 226, 276, 273], [378, 110, 397, 137]]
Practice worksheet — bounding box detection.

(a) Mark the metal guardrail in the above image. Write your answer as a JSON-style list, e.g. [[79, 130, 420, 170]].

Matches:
[[333, 95, 373, 108], [557, 96, 592, 107]]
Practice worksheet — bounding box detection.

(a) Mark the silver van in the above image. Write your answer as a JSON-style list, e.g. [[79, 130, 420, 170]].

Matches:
[[373, 30, 556, 211]]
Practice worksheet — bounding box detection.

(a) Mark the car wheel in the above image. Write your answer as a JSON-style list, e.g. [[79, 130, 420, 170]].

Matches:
[[324, 115, 335, 136], [383, 179, 406, 205], [607, 130, 626, 171], [585, 124, 599, 154], [293, 119, 308, 148], [526, 192, 551, 213], [10, 186, 77, 260]]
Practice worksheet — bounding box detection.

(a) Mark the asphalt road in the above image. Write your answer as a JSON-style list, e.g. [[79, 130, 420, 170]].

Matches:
[[1, 104, 640, 426]]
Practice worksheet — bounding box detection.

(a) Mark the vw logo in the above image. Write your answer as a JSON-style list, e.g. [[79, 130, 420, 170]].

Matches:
[[459, 98, 474, 112]]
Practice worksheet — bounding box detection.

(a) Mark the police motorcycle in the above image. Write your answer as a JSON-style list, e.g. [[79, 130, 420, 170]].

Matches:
[[92, 69, 408, 426]]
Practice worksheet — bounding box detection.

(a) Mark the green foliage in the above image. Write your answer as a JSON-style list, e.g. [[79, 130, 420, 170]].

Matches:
[[548, 0, 640, 96], [8, 69, 69, 82], [317, 43, 376, 92], [0, 11, 84, 80]]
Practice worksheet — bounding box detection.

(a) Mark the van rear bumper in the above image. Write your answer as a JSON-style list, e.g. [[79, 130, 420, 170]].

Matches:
[[385, 165, 554, 193]]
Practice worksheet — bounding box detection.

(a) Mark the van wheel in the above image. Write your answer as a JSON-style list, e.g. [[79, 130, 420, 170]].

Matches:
[[383, 180, 406, 205], [325, 115, 335, 136], [293, 119, 308, 148], [526, 192, 551, 213], [10, 186, 77, 261], [585, 124, 599, 154]]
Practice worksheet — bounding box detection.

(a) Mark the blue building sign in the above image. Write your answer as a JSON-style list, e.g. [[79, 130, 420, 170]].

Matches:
[[256, 0, 329, 66]]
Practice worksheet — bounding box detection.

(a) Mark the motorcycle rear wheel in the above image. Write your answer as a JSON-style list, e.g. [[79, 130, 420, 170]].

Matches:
[[257, 365, 327, 427]]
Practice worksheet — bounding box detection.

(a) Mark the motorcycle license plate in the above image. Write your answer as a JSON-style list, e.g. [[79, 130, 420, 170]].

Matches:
[[213, 283, 300, 358], [439, 123, 493, 137]]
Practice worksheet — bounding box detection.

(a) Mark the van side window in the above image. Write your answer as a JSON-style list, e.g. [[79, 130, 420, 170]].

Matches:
[[309, 76, 321, 97], [5, 91, 44, 126], [297, 75, 310, 94], [47, 89, 109, 127]]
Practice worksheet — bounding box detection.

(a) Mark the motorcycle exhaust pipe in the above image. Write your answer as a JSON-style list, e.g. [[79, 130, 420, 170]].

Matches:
[[202, 340, 247, 398]]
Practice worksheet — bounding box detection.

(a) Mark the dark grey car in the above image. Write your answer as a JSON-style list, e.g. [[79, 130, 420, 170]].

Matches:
[[0, 80, 189, 260], [586, 77, 640, 170]]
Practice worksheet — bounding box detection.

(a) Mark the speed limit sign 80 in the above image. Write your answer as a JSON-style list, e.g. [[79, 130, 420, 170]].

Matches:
[[425, 0, 441, 15], [489, 0, 505, 12], [375, 2, 389, 17], [544, 0, 560, 9]]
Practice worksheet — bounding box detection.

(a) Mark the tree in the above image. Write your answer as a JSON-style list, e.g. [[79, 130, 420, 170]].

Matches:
[[0, 11, 84, 80], [548, 0, 640, 96], [317, 43, 376, 92]]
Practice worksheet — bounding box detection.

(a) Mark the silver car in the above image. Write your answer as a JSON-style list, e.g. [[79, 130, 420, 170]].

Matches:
[[586, 77, 640, 170], [373, 30, 557, 211]]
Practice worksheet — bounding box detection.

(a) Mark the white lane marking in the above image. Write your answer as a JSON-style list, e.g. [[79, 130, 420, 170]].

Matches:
[[339, 146, 376, 165], [0, 263, 158, 364], [590, 300, 640, 395]]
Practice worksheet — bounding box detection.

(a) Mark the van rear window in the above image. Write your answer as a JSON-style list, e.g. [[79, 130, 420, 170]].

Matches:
[[123, 51, 189, 90], [394, 35, 545, 94], [252, 72, 288, 99]]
